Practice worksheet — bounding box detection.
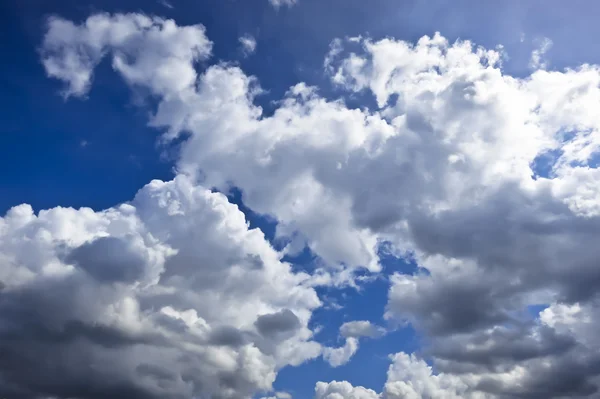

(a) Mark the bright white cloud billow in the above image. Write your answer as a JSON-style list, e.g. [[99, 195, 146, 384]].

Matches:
[[41, 13, 211, 97], [316, 352, 483, 399], [7, 10, 600, 399]]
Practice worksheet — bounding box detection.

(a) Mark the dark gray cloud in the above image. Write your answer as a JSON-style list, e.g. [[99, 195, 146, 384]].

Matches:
[[255, 309, 301, 337], [476, 353, 600, 399], [65, 236, 148, 284], [430, 325, 577, 376], [208, 326, 248, 347]]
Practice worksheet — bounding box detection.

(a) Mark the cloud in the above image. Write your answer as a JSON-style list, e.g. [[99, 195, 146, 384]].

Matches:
[[255, 309, 301, 337], [239, 34, 257, 56], [322, 321, 385, 367], [321, 321, 386, 367], [64, 236, 150, 284], [260, 391, 293, 399], [315, 380, 379, 399], [316, 352, 478, 399], [41, 13, 211, 98], [0, 176, 321, 399], [269, 0, 297, 9], [323, 337, 359, 367], [530, 37, 553, 70], [39, 14, 600, 398], [339, 320, 385, 338], [159, 0, 174, 9]]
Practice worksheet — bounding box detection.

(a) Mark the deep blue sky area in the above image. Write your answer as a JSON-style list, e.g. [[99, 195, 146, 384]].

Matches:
[[3, 1, 600, 398]]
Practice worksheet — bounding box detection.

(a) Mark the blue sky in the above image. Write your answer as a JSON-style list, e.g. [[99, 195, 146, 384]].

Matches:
[[3, 1, 600, 399]]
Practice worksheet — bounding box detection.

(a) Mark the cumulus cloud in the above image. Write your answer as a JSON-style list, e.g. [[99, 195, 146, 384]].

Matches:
[[316, 352, 489, 399], [239, 34, 257, 56], [315, 380, 380, 399], [0, 176, 322, 399], [38, 12, 600, 399], [41, 13, 211, 97], [328, 34, 600, 397], [317, 351, 482, 398]]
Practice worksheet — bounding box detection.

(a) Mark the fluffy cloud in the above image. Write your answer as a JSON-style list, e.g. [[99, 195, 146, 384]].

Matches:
[[42, 13, 211, 97], [39, 12, 600, 398], [0, 176, 321, 399], [315, 380, 379, 399], [316, 352, 483, 399], [329, 34, 600, 397]]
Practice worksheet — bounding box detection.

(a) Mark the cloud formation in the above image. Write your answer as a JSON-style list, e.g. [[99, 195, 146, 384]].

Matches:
[[0, 176, 321, 399], [31, 11, 600, 399], [41, 13, 211, 97]]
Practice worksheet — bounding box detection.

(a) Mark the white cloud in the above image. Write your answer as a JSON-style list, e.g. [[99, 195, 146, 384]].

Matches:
[[239, 34, 257, 56], [321, 321, 385, 367], [529, 37, 553, 70], [384, 353, 474, 399], [317, 352, 482, 399], [38, 14, 600, 398], [323, 337, 359, 367], [315, 380, 380, 399], [340, 320, 385, 338], [41, 13, 211, 98]]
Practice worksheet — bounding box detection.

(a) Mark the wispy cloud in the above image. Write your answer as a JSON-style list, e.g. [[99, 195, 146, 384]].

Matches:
[[239, 34, 257, 57], [530, 37, 553, 70], [269, 0, 297, 9]]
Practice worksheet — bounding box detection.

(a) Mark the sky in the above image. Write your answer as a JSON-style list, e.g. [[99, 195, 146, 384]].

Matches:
[[2, 1, 600, 398]]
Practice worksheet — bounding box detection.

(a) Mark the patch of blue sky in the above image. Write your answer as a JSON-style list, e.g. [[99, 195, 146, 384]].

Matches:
[[527, 304, 550, 319], [530, 148, 563, 180], [274, 275, 419, 398], [270, 243, 421, 397]]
